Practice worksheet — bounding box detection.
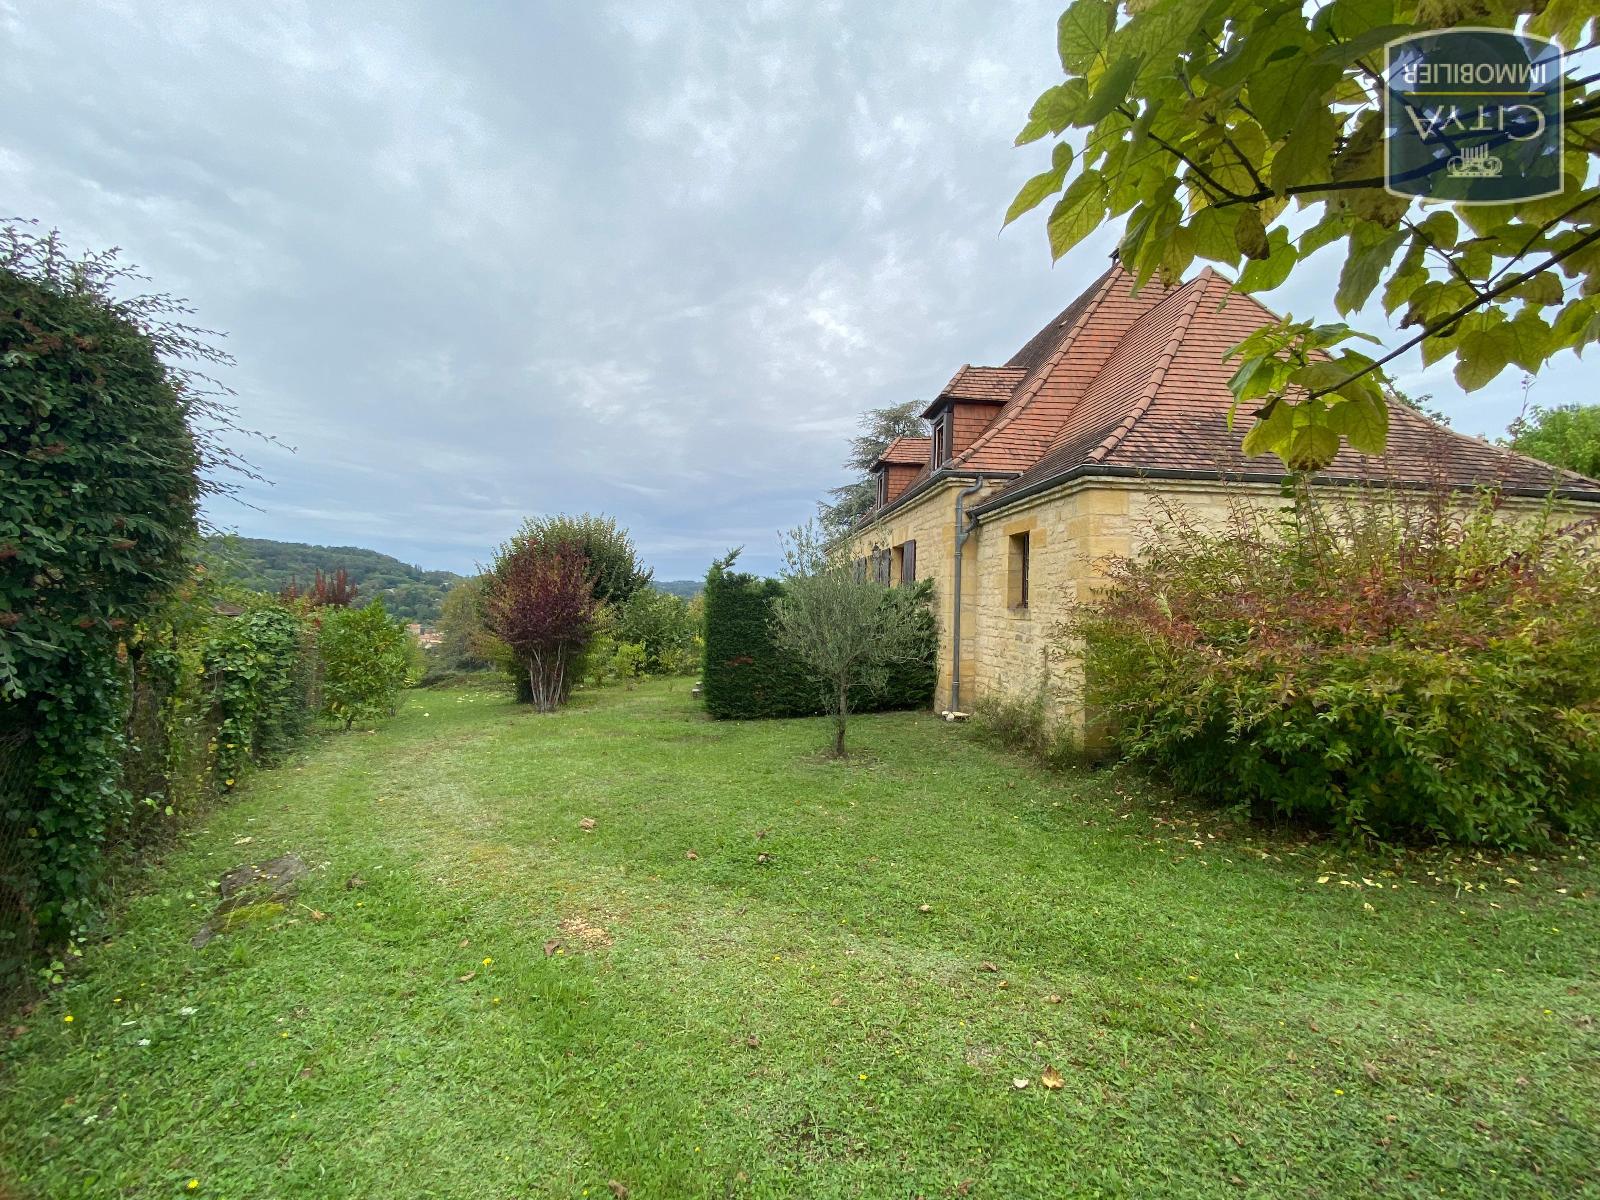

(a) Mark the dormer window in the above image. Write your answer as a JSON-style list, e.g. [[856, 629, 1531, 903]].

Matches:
[[932, 411, 948, 466], [876, 470, 888, 508]]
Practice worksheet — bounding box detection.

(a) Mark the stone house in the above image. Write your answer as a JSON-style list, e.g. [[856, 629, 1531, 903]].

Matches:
[[852, 262, 1600, 725]]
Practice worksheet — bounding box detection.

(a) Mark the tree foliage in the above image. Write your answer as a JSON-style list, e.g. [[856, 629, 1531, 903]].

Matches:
[[770, 523, 936, 756], [1070, 487, 1600, 846], [1, 225, 216, 942], [819, 401, 928, 537], [614, 586, 699, 675], [202, 536, 459, 625], [317, 601, 412, 730], [1507, 401, 1600, 478], [436, 576, 492, 670], [1009, 1, 1599, 470], [483, 538, 599, 711], [281, 567, 359, 609], [510, 513, 652, 606]]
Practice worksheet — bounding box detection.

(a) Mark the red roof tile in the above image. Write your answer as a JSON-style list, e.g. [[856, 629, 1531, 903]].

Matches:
[[873, 436, 931, 468], [863, 262, 1600, 521]]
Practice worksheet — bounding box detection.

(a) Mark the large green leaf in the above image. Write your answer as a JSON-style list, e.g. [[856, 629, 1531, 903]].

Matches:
[[1269, 107, 1336, 197], [1003, 143, 1073, 227], [1454, 323, 1517, 391], [1047, 170, 1107, 260], [1057, 0, 1116, 73], [1335, 225, 1406, 315], [1326, 390, 1388, 455], [1237, 228, 1297, 292], [1080, 54, 1143, 126]]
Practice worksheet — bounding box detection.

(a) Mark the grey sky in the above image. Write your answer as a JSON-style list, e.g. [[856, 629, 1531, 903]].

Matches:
[[3, 1, 1583, 578]]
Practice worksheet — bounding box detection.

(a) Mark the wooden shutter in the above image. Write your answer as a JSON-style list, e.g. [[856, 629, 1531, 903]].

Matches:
[[902, 540, 916, 583]]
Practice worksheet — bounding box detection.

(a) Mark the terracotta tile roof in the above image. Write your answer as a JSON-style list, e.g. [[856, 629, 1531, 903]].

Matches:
[[977, 269, 1600, 510], [861, 260, 1600, 523], [873, 436, 931, 468], [939, 365, 1026, 403]]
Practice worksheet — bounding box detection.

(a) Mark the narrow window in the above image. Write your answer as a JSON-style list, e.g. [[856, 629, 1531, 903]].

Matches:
[[932, 414, 946, 466], [1009, 531, 1030, 610], [890, 544, 904, 584], [876, 470, 887, 508]]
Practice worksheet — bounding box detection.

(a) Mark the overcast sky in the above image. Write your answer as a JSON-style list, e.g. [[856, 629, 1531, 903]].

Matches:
[[4, 2, 1583, 579]]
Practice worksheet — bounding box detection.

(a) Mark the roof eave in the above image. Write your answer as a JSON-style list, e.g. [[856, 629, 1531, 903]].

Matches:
[[858, 465, 1021, 526], [968, 463, 1600, 519]]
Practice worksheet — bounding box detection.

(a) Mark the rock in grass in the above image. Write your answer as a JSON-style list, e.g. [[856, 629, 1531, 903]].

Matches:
[[193, 853, 309, 948]]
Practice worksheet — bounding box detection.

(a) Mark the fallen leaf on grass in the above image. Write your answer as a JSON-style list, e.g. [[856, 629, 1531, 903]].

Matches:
[[579, 817, 597, 832], [345, 876, 366, 890], [1045, 994, 1062, 1004], [1363, 1061, 1381, 1083], [917, 904, 932, 913], [756, 853, 772, 865], [457, 971, 476, 983], [997, 980, 1009, 990], [1040, 1066, 1064, 1090], [979, 962, 998, 973], [543, 939, 563, 957], [608, 1181, 630, 1199], [1011, 1078, 1029, 1090], [306, 909, 326, 922], [745, 1035, 761, 1048], [685, 850, 698, 860]]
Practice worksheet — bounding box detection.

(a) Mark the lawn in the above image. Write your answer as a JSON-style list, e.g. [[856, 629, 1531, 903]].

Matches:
[[2, 679, 1596, 1199]]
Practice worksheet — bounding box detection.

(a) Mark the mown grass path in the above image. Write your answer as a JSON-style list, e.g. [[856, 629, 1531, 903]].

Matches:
[[3, 680, 1596, 1198]]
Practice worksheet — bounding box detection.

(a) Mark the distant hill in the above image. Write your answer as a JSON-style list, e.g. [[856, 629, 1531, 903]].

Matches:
[[653, 579, 703, 599], [201, 536, 462, 625]]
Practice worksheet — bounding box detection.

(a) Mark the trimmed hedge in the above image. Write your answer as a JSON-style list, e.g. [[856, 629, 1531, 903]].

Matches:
[[702, 555, 936, 719]]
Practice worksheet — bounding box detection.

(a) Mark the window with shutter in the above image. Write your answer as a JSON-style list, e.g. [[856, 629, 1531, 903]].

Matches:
[[902, 539, 916, 583]]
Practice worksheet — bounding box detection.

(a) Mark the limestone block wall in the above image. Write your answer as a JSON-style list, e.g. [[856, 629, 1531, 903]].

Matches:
[[965, 476, 1600, 732], [854, 477, 1007, 707]]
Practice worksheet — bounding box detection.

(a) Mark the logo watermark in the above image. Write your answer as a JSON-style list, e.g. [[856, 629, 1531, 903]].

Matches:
[[1384, 27, 1564, 204]]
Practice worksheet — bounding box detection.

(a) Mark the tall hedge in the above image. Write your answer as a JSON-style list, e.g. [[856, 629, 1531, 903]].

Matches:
[[2, 234, 203, 944], [701, 554, 936, 719]]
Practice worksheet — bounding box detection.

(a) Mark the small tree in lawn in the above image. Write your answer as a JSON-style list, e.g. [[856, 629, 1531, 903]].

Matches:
[[483, 539, 598, 711], [770, 521, 930, 758], [318, 600, 411, 730]]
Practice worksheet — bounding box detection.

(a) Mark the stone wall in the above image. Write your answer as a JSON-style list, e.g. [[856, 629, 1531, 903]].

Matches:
[[853, 477, 1007, 705], [860, 474, 1598, 725]]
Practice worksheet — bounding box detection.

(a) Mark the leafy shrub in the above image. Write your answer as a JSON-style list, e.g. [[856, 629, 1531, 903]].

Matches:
[[483, 537, 598, 711], [205, 600, 318, 774], [702, 550, 936, 721], [615, 587, 697, 674], [508, 513, 651, 606], [1071, 488, 1600, 847], [970, 678, 1085, 772], [317, 601, 411, 730], [1, 228, 208, 942], [612, 640, 647, 680]]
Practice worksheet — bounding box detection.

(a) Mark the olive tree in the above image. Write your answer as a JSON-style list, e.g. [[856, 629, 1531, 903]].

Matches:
[[769, 522, 931, 757]]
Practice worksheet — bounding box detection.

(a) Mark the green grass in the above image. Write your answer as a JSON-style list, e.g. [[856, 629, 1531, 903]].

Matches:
[[3, 679, 1597, 1198]]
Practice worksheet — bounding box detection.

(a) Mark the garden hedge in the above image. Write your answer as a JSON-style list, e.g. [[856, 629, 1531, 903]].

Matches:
[[701, 555, 936, 719]]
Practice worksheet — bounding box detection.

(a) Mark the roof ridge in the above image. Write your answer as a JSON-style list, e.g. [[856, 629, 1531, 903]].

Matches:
[[1084, 272, 1210, 466], [950, 267, 1122, 469]]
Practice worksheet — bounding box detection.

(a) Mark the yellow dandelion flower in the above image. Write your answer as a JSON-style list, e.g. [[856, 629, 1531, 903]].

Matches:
[[858, 1073, 868, 1081], [187, 1182, 199, 1191], [1333, 1088, 1344, 1095], [63, 1014, 74, 1023], [482, 957, 492, 966]]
